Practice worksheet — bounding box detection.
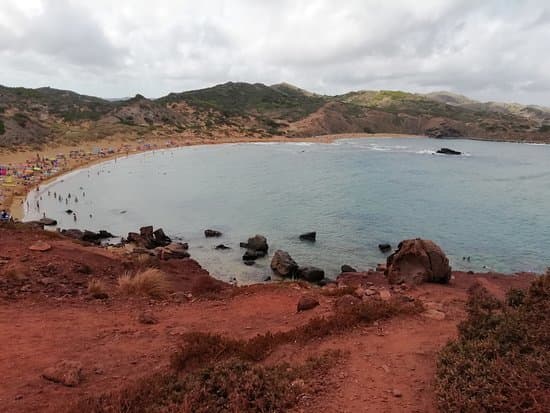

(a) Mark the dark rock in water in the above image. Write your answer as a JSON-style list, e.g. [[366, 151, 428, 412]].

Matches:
[[39, 218, 57, 226], [378, 243, 392, 253], [153, 228, 171, 247], [65, 209, 73, 214], [436, 148, 462, 155], [239, 242, 249, 248], [98, 230, 114, 239], [127, 226, 170, 249], [242, 249, 266, 261], [243, 260, 255, 266], [61, 229, 84, 240], [127, 232, 142, 244], [386, 238, 452, 284], [82, 230, 102, 243], [140, 226, 154, 237], [215, 244, 231, 250], [204, 229, 222, 238], [263, 276, 272, 282], [80, 230, 113, 244], [271, 250, 299, 277], [297, 295, 319, 312], [246, 235, 268, 253], [299, 231, 316, 242], [341, 264, 357, 273], [298, 266, 325, 283]]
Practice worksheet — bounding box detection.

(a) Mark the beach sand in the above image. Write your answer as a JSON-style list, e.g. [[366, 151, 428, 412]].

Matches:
[[1, 132, 415, 220]]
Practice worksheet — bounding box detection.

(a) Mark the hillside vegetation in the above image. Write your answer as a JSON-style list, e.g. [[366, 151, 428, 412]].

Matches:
[[1, 82, 550, 149]]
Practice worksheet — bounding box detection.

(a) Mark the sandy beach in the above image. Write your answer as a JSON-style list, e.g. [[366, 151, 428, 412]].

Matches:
[[1, 132, 415, 220]]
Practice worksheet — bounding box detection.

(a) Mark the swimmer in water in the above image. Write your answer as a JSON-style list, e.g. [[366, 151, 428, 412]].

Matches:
[[73, 213, 77, 222]]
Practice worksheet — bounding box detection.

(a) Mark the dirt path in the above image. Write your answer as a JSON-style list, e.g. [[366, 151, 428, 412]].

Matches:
[[0, 280, 475, 413]]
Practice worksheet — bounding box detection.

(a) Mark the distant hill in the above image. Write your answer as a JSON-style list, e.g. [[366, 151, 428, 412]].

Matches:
[[1, 82, 549, 149]]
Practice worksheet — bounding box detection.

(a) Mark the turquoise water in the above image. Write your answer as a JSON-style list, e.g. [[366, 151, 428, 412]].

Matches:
[[25, 137, 550, 283]]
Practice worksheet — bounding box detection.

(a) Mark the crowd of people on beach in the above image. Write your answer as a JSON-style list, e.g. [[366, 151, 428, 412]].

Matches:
[[0, 140, 178, 218]]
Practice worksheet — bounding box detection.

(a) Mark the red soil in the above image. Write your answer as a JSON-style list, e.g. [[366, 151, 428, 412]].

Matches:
[[0, 226, 536, 412]]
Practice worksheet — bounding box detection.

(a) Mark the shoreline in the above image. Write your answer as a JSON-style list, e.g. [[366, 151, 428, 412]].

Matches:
[[5, 131, 547, 222], [3, 132, 416, 220]]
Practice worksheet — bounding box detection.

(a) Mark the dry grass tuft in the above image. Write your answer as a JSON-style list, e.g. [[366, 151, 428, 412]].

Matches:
[[436, 275, 550, 413], [133, 253, 160, 270], [118, 268, 168, 299], [87, 279, 108, 299]]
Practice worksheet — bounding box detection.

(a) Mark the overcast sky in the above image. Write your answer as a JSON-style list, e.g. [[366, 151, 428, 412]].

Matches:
[[1, 0, 549, 105]]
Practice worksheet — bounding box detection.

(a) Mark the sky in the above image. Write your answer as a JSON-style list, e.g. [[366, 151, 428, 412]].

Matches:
[[1, 0, 549, 105]]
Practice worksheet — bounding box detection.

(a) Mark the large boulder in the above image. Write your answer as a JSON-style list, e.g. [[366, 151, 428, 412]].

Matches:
[[270, 250, 299, 277], [156, 242, 190, 260], [153, 228, 171, 246], [246, 235, 268, 253], [298, 266, 325, 283], [385, 239, 451, 284], [127, 226, 170, 249]]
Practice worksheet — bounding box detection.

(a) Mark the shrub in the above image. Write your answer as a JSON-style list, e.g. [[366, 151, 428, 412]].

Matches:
[[71, 351, 342, 413], [87, 279, 108, 299], [0, 119, 5, 135], [13, 112, 28, 127], [436, 275, 550, 413], [118, 268, 168, 298]]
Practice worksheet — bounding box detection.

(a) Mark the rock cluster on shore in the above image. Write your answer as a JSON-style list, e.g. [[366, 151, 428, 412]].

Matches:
[[126, 226, 189, 260], [270, 249, 326, 283]]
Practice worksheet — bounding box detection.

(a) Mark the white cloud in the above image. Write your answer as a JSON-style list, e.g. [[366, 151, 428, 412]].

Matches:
[[0, 0, 549, 105]]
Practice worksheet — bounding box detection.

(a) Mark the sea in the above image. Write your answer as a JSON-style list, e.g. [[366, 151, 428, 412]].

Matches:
[[24, 137, 550, 283]]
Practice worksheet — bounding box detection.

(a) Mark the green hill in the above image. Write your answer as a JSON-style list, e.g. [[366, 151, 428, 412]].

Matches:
[[1, 82, 549, 149]]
